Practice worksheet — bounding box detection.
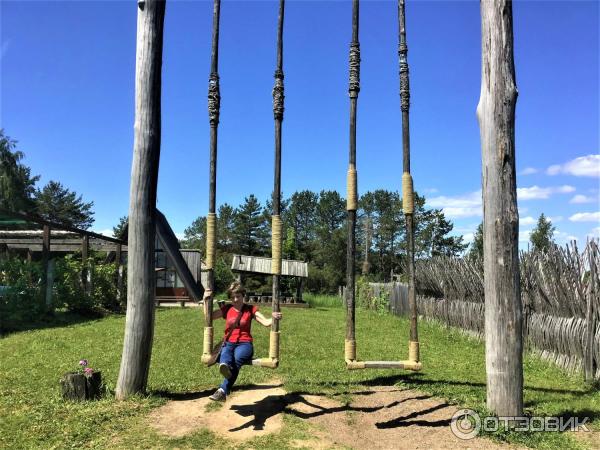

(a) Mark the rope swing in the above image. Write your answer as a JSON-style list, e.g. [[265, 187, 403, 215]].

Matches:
[[201, 0, 286, 369], [344, 0, 421, 372], [252, 0, 286, 369]]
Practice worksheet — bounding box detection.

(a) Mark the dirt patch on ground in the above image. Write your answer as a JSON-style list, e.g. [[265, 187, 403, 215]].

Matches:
[[149, 381, 522, 449]]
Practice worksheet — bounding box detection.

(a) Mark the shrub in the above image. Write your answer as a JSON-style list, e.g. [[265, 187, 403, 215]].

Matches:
[[0, 258, 45, 332]]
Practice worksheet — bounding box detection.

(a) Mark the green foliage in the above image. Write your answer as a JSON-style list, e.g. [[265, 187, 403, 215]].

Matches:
[[112, 215, 128, 240], [0, 258, 44, 331], [0, 129, 39, 213], [212, 255, 234, 293], [34, 180, 95, 230], [181, 188, 468, 293], [53, 255, 122, 314], [530, 213, 556, 252], [468, 222, 484, 260]]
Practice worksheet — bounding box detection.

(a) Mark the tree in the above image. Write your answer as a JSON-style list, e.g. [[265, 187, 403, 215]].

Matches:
[[217, 203, 237, 254], [116, 0, 166, 400], [477, 0, 523, 417], [0, 130, 39, 213], [529, 213, 555, 252], [181, 216, 206, 252], [113, 216, 128, 240], [34, 181, 94, 230], [468, 222, 484, 260], [418, 209, 467, 257], [233, 195, 269, 255], [285, 190, 318, 260]]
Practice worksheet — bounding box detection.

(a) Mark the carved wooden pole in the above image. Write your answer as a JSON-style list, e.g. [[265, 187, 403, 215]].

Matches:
[[201, 0, 221, 365], [398, 0, 419, 363], [270, 0, 285, 362], [477, 0, 523, 416], [345, 0, 360, 364], [116, 0, 165, 400]]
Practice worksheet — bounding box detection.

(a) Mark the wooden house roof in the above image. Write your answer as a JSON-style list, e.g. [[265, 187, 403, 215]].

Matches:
[[230, 254, 308, 278]]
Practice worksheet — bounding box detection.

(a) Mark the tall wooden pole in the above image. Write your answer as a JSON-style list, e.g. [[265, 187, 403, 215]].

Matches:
[[271, 0, 285, 339], [116, 0, 165, 400], [205, 0, 220, 320], [398, 0, 419, 362], [477, 0, 523, 416], [345, 0, 359, 362]]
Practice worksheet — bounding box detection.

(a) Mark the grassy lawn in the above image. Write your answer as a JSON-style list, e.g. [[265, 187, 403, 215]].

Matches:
[[0, 295, 598, 449]]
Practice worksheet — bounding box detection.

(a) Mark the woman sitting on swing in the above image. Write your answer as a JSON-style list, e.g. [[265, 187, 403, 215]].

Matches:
[[204, 281, 283, 402]]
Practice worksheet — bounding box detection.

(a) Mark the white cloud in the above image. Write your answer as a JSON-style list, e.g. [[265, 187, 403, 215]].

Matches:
[[519, 167, 538, 175], [462, 232, 475, 244], [93, 229, 115, 238], [517, 185, 575, 200], [549, 216, 563, 223], [423, 187, 438, 194], [426, 190, 482, 219], [569, 212, 600, 222], [569, 194, 597, 204], [520, 216, 536, 225], [519, 230, 532, 242], [546, 154, 600, 177], [588, 227, 600, 238], [175, 232, 185, 240]]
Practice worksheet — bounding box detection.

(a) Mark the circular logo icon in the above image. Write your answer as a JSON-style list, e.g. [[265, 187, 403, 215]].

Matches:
[[450, 408, 481, 440]]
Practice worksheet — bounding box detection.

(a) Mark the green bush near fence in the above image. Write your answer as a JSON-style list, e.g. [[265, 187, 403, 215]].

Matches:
[[0, 255, 124, 332], [0, 258, 44, 331]]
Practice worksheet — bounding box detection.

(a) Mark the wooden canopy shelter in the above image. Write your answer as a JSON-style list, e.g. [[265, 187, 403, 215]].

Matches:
[[230, 254, 308, 306]]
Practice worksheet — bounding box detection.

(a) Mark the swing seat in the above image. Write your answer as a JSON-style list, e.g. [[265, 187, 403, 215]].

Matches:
[[345, 359, 422, 371], [252, 358, 279, 368]]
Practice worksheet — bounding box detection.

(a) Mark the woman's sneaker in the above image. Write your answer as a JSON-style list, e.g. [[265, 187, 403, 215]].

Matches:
[[209, 388, 226, 402], [219, 363, 233, 379]]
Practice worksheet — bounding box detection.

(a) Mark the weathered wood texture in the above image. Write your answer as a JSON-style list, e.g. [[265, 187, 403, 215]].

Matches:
[[477, 0, 522, 417], [409, 240, 600, 380], [116, 0, 165, 400], [230, 254, 308, 277], [155, 209, 203, 301], [60, 372, 102, 401]]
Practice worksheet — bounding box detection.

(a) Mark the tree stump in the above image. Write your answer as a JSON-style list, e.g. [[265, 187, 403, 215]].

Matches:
[[60, 372, 102, 401]]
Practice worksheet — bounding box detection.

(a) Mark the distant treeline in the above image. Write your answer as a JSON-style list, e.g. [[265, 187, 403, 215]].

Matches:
[[181, 190, 467, 294]]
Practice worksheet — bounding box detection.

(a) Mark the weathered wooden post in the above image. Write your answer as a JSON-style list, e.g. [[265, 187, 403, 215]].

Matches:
[[81, 235, 90, 297], [584, 240, 598, 382], [477, 0, 523, 416], [269, 0, 285, 366], [116, 0, 166, 400], [345, 0, 360, 365], [398, 0, 419, 365], [41, 224, 52, 312], [201, 0, 221, 365]]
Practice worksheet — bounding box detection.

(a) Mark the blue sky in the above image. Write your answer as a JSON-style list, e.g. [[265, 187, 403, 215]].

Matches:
[[1, 0, 598, 247]]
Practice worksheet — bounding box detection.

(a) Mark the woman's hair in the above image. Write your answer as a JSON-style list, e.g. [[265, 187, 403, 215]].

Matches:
[[227, 281, 246, 299]]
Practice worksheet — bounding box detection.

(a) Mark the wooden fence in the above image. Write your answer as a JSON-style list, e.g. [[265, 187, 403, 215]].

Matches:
[[364, 240, 599, 380]]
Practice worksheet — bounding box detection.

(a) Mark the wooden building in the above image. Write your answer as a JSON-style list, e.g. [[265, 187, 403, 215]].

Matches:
[[230, 254, 308, 306]]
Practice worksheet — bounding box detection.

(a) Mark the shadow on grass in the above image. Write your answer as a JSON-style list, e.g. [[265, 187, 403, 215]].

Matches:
[[0, 310, 113, 337], [330, 372, 595, 397], [153, 383, 285, 401]]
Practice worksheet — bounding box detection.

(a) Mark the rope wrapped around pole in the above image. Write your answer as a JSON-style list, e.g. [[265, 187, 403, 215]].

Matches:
[[346, 165, 358, 211], [205, 213, 217, 269], [271, 215, 282, 275], [402, 172, 414, 214]]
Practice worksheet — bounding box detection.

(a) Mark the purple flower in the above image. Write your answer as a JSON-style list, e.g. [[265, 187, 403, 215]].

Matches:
[[79, 359, 88, 367], [84, 367, 94, 377]]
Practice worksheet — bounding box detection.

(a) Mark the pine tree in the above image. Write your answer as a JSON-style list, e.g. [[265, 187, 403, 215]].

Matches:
[[34, 180, 94, 229], [529, 213, 555, 252]]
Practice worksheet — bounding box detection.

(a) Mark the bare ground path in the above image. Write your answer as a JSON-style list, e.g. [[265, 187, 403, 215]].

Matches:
[[149, 380, 524, 449]]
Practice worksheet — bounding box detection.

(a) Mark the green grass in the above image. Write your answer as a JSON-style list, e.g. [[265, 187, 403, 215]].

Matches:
[[0, 298, 598, 449]]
